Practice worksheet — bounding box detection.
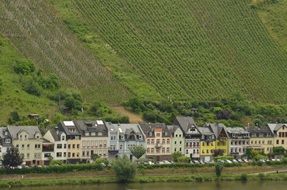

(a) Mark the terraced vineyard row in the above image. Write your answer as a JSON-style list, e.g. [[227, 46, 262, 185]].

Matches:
[[71, 0, 287, 103], [0, 0, 131, 104]]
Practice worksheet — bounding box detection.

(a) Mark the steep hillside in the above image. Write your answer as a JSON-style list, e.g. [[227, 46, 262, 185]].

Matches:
[[0, 0, 131, 104], [51, 0, 287, 103], [0, 35, 58, 125], [256, 0, 287, 52]]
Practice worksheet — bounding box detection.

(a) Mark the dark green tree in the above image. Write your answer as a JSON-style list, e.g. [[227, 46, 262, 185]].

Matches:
[[172, 151, 184, 162], [112, 156, 136, 183], [2, 147, 23, 168], [129, 145, 146, 159], [215, 161, 224, 178]]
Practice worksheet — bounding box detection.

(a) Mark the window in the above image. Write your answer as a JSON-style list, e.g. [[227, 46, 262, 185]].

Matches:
[[72, 153, 75, 157], [151, 148, 154, 153], [5, 139, 11, 143], [26, 153, 30, 159], [64, 144, 67, 149], [72, 144, 75, 149], [147, 148, 150, 153], [68, 144, 71, 149], [61, 135, 65, 141], [162, 147, 165, 153], [180, 141, 182, 144], [276, 140, 279, 144], [77, 144, 80, 149], [175, 134, 178, 137], [282, 140, 284, 144], [156, 133, 160, 137], [167, 139, 170, 144], [151, 139, 154, 144], [174, 148, 176, 152], [27, 144, 30, 149], [57, 144, 63, 149], [162, 139, 165, 144], [57, 152, 62, 157], [147, 139, 150, 144], [166, 148, 170, 153], [21, 144, 25, 149], [156, 139, 160, 144]]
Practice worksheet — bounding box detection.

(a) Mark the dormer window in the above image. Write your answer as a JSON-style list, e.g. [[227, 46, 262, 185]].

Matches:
[[61, 135, 65, 141], [91, 132, 96, 136], [5, 139, 11, 143], [85, 132, 89, 136], [98, 132, 103, 136]]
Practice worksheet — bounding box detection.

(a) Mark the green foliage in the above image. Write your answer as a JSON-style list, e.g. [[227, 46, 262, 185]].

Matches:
[[22, 80, 42, 96], [215, 161, 224, 177], [13, 60, 35, 75], [2, 147, 23, 168], [38, 74, 60, 90], [49, 160, 64, 166], [273, 146, 286, 155], [89, 101, 111, 117], [52, 90, 83, 114], [129, 145, 146, 159], [177, 156, 190, 163], [240, 173, 248, 182], [172, 152, 184, 162], [112, 156, 136, 183], [8, 111, 21, 124]]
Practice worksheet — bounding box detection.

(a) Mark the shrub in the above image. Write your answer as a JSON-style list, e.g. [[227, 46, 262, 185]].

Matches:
[[23, 81, 42, 96], [240, 174, 248, 182], [215, 161, 224, 177], [13, 60, 35, 75], [112, 156, 136, 183]]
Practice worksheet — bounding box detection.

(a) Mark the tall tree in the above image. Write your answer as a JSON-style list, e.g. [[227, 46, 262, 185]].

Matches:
[[129, 145, 146, 159], [2, 147, 23, 168]]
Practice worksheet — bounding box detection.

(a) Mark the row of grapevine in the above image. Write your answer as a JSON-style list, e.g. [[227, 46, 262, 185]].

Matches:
[[0, 0, 131, 104], [72, 0, 287, 103]]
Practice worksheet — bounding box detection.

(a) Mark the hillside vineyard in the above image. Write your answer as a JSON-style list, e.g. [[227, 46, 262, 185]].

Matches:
[[72, 0, 287, 102]]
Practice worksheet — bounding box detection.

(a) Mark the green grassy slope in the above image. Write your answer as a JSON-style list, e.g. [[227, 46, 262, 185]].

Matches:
[[256, 0, 287, 51], [0, 35, 58, 125], [51, 0, 287, 103], [0, 0, 131, 104]]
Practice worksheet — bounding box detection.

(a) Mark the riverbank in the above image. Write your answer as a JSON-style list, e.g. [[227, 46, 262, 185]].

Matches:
[[0, 165, 287, 188]]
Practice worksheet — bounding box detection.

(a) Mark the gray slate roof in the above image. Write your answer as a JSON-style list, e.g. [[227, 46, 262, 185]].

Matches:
[[7, 126, 41, 139], [174, 116, 196, 133], [268, 123, 287, 134], [74, 120, 108, 137], [139, 123, 171, 137], [58, 121, 81, 136]]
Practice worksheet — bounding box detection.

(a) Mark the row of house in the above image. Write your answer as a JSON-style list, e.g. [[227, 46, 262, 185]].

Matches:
[[0, 116, 287, 165]]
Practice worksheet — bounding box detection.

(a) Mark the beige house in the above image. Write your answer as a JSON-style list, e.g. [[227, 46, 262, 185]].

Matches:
[[43, 128, 67, 163], [7, 126, 43, 166], [268, 124, 287, 150], [140, 123, 172, 161], [248, 126, 274, 154], [74, 120, 109, 161]]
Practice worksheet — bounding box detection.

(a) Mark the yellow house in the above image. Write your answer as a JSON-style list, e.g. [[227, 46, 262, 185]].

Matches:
[[198, 126, 216, 162], [248, 126, 273, 155], [268, 124, 287, 150], [207, 123, 229, 156]]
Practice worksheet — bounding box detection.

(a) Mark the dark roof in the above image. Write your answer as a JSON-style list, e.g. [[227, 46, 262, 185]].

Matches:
[[205, 123, 227, 138], [268, 123, 287, 134], [174, 116, 196, 133], [139, 123, 171, 137], [49, 128, 60, 141], [74, 120, 108, 137], [247, 126, 273, 137], [58, 121, 81, 136]]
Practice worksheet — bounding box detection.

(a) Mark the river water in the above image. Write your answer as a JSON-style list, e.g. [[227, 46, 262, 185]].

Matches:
[[5, 181, 287, 190]]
